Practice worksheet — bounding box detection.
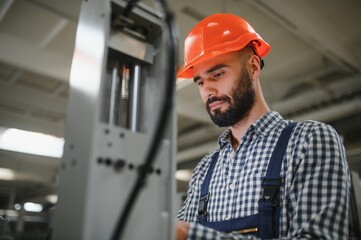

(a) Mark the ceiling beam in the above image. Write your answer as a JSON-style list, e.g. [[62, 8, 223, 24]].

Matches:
[[176, 80, 212, 123], [177, 141, 217, 164], [292, 97, 361, 123], [0, 33, 72, 82], [24, 0, 80, 22], [0, 149, 59, 169], [7, 69, 22, 84], [0, 0, 13, 24], [263, 57, 337, 100], [178, 125, 222, 148], [247, 0, 360, 73], [0, 82, 67, 115], [38, 19, 69, 49], [0, 109, 64, 137], [177, 99, 211, 123], [272, 74, 361, 114], [0, 149, 59, 198]]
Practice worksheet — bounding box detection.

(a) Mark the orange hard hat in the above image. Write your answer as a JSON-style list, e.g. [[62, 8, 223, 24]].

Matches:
[[177, 13, 271, 78]]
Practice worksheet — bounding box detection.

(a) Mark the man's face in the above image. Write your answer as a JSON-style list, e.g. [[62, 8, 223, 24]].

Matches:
[[193, 51, 255, 127], [206, 67, 255, 127]]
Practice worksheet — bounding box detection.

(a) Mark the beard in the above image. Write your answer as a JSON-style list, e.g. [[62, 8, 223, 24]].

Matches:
[[206, 68, 255, 127]]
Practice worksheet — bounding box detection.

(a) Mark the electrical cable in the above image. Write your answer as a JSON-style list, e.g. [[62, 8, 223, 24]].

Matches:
[[122, 0, 140, 17], [111, 0, 177, 239]]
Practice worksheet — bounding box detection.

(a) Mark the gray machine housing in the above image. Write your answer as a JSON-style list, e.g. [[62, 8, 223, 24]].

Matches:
[[52, 0, 176, 239]]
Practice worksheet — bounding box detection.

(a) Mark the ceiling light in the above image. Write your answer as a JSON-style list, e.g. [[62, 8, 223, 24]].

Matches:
[[46, 194, 58, 204], [24, 202, 43, 212], [14, 203, 21, 211], [5, 210, 18, 217], [0, 168, 15, 180], [0, 127, 64, 158], [176, 169, 193, 182], [181, 6, 206, 21]]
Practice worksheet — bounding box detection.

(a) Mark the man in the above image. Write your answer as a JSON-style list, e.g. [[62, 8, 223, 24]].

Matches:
[[176, 13, 350, 239]]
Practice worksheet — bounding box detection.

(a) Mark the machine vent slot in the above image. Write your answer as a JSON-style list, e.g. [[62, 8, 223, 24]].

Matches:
[[102, 54, 141, 132], [115, 64, 131, 128]]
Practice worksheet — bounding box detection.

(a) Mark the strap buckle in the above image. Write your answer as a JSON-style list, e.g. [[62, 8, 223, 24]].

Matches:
[[198, 192, 210, 216], [262, 186, 277, 201], [261, 178, 281, 205]]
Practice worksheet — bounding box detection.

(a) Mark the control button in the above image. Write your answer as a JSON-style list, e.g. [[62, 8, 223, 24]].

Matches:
[[114, 159, 126, 170]]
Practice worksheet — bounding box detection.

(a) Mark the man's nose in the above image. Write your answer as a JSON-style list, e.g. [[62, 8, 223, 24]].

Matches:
[[201, 79, 217, 100]]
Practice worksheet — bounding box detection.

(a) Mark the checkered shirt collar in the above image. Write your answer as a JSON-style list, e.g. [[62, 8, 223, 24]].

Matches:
[[217, 111, 285, 148]]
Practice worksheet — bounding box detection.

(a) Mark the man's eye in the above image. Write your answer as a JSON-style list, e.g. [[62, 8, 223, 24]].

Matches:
[[197, 81, 204, 86], [214, 71, 224, 79]]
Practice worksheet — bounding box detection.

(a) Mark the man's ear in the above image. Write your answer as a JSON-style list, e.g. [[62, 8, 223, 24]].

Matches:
[[248, 55, 261, 80]]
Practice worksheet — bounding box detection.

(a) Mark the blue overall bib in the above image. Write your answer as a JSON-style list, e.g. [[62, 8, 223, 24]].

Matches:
[[197, 122, 297, 239]]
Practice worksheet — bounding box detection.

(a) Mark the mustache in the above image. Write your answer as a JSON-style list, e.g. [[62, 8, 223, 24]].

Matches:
[[206, 95, 231, 105]]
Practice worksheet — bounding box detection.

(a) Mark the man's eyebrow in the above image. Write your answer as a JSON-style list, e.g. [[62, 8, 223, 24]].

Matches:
[[206, 64, 228, 74], [193, 75, 200, 83], [193, 64, 228, 83]]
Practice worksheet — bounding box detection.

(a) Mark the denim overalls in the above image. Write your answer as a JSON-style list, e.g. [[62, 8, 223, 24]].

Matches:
[[197, 122, 296, 239]]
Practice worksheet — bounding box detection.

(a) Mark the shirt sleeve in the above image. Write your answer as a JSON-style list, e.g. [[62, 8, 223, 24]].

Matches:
[[177, 155, 211, 222], [282, 122, 350, 239], [177, 180, 193, 221], [183, 122, 351, 240]]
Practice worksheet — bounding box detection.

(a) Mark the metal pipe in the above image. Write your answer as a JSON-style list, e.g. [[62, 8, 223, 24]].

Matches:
[[130, 64, 141, 132], [109, 67, 118, 125]]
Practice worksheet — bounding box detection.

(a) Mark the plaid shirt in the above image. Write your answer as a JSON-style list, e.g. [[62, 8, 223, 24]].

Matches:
[[177, 111, 350, 239]]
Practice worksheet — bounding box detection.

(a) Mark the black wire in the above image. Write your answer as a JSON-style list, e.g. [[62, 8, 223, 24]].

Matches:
[[111, 0, 177, 239], [123, 0, 140, 17]]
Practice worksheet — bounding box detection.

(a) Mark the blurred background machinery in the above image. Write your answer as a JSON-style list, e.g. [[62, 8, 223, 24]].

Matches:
[[50, 0, 177, 239]]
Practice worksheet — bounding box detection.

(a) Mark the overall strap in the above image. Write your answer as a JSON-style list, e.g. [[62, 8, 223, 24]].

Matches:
[[259, 122, 297, 239], [198, 151, 219, 223]]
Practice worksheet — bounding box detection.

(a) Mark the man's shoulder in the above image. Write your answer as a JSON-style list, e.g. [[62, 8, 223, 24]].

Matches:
[[293, 119, 339, 136], [289, 120, 343, 149], [195, 150, 220, 171]]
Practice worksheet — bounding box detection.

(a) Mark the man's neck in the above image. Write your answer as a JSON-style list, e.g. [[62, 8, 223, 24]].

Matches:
[[229, 107, 269, 150]]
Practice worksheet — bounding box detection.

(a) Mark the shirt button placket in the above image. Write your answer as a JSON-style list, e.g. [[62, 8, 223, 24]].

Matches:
[[225, 149, 236, 221]]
